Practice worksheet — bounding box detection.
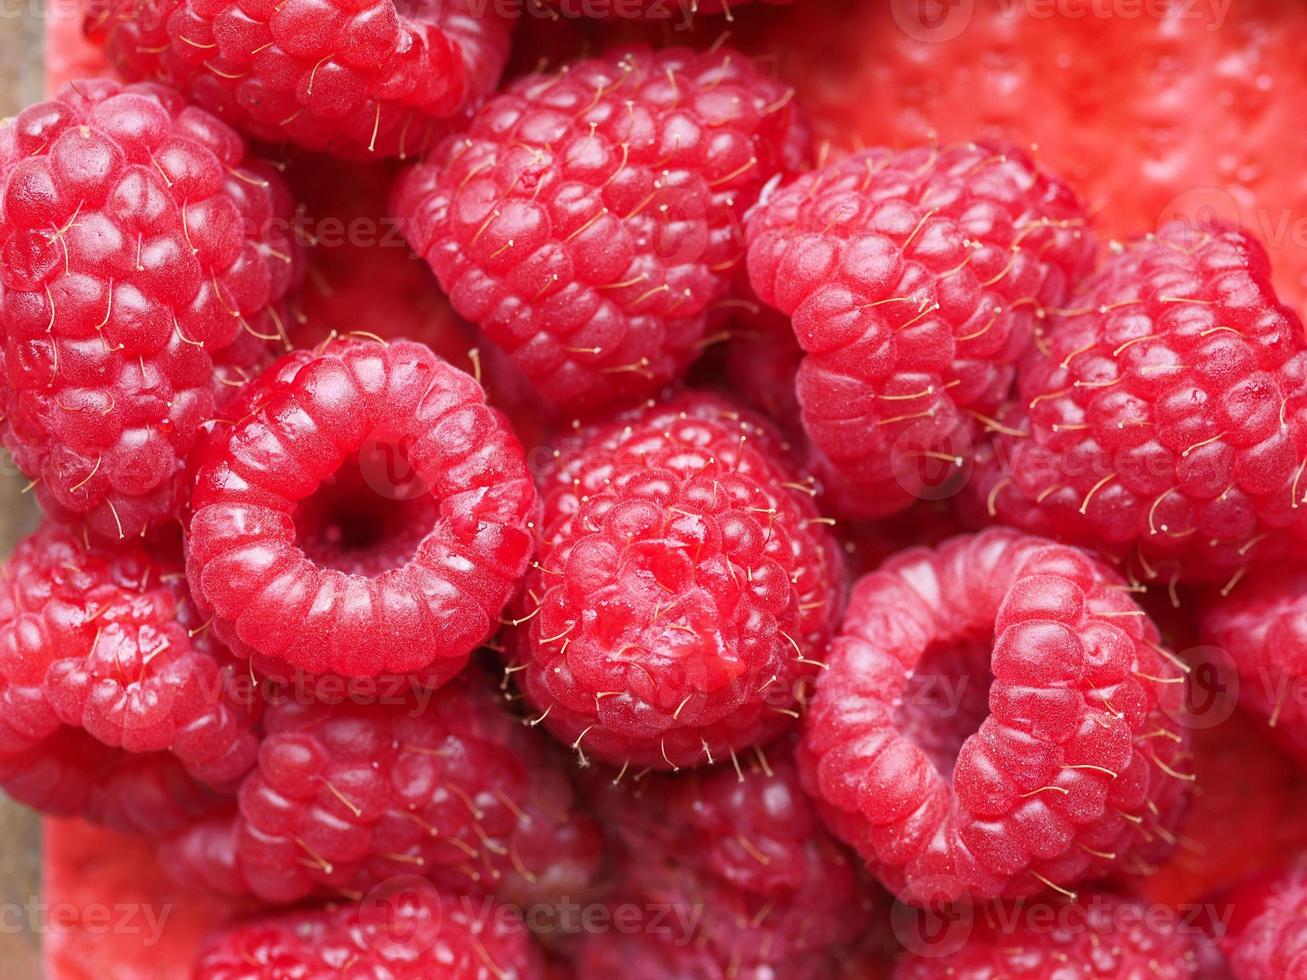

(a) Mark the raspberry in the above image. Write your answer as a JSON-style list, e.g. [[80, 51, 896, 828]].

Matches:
[[1201, 566, 1307, 767], [579, 742, 880, 978], [1221, 862, 1307, 979], [83, 0, 513, 159], [508, 391, 843, 771], [161, 669, 603, 906], [0, 79, 301, 540], [393, 45, 808, 414], [745, 140, 1094, 519], [194, 879, 544, 979], [968, 221, 1307, 587], [798, 528, 1192, 904], [893, 890, 1208, 980], [0, 523, 257, 833], [186, 337, 537, 679]]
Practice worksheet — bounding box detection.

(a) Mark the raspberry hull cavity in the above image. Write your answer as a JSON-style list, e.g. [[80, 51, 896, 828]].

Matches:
[[186, 337, 537, 679], [797, 528, 1191, 904]]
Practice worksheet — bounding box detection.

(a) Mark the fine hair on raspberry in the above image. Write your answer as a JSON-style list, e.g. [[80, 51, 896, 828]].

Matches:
[[0, 78, 301, 540], [507, 391, 843, 772], [798, 528, 1192, 904], [186, 337, 537, 679], [393, 44, 809, 414], [746, 139, 1095, 519]]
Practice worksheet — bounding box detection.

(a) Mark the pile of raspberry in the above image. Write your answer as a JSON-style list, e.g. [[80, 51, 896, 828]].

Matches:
[[3, 3, 1306, 977]]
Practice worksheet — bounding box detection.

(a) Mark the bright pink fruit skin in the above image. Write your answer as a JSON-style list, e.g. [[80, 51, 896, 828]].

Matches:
[[193, 879, 545, 979], [893, 890, 1207, 980], [968, 221, 1307, 587], [1221, 862, 1307, 979], [798, 528, 1191, 905], [580, 743, 882, 979], [393, 45, 809, 415], [83, 0, 513, 159], [0, 523, 256, 834], [1201, 567, 1307, 768], [511, 391, 844, 771], [162, 669, 602, 907], [185, 337, 537, 680], [745, 140, 1095, 520], [0, 78, 301, 540]]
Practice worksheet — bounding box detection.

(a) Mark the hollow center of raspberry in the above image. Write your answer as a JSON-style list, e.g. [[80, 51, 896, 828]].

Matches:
[[293, 460, 438, 576], [892, 636, 993, 778]]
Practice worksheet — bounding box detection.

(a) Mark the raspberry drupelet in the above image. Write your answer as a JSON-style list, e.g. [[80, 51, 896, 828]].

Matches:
[[578, 742, 880, 978], [185, 337, 537, 680], [161, 669, 603, 907], [0, 79, 301, 540], [193, 878, 544, 979], [1201, 566, 1307, 768], [508, 391, 843, 772], [893, 890, 1210, 979], [0, 523, 257, 834], [798, 528, 1192, 905], [1220, 861, 1307, 978], [393, 45, 809, 415], [83, 0, 513, 159], [968, 221, 1307, 587], [745, 139, 1095, 519]]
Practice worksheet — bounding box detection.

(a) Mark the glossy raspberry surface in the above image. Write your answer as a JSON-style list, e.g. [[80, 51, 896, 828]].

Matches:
[[1221, 862, 1307, 979], [162, 669, 602, 906], [186, 337, 537, 679], [394, 45, 808, 414], [0, 79, 300, 540], [84, 0, 513, 159], [511, 391, 843, 770], [745, 140, 1094, 519], [194, 879, 544, 979], [970, 221, 1307, 586], [0, 523, 255, 833], [798, 528, 1191, 904]]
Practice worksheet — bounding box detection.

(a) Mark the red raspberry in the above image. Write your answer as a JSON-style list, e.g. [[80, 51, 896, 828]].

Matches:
[[83, 0, 513, 159], [508, 391, 843, 771], [579, 742, 881, 978], [968, 221, 1307, 587], [162, 670, 603, 906], [194, 879, 544, 979], [893, 890, 1208, 980], [186, 337, 537, 679], [1221, 862, 1307, 979], [0, 523, 257, 833], [745, 140, 1094, 519], [0, 79, 301, 540], [798, 528, 1192, 905], [393, 45, 809, 414], [1201, 566, 1307, 768]]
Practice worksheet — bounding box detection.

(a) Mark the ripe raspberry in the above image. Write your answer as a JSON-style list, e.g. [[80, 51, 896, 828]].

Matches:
[[1201, 566, 1307, 768], [798, 528, 1192, 905], [968, 221, 1307, 587], [542, 0, 793, 20], [0, 522, 257, 833], [0, 79, 301, 540], [508, 392, 843, 771], [1221, 862, 1307, 979], [186, 337, 537, 679], [893, 890, 1208, 980], [745, 140, 1094, 519], [161, 670, 603, 906], [194, 879, 544, 979], [393, 45, 809, 414], [579, 742, 879, 978], [83, 0, 513, 159]]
